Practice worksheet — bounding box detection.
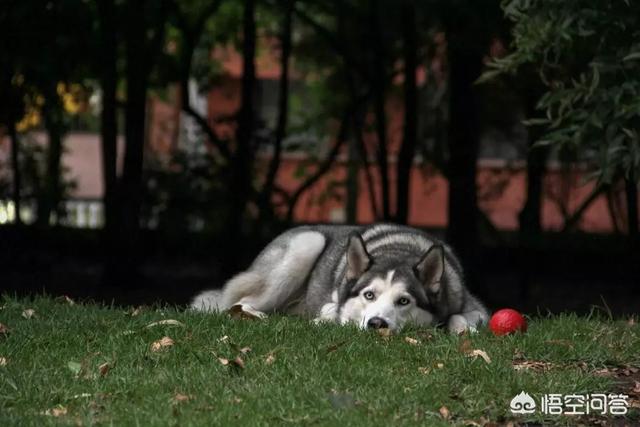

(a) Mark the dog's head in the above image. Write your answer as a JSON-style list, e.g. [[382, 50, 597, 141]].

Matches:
[[337, 232, 444, 331]]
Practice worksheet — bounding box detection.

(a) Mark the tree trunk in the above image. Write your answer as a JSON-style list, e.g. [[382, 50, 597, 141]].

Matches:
[[38, 104, 64, 227], [110, 0, 152, 286], [97, 0, 118, 239], [354, 113, 380, 220], [626, 173, 638, 249], [259, 0, 294, 226], [396, 0, 418, 225], [369, 0, 390, 220], [102, 0, 166, 287], [516, 84, 548, 305], [519, 145, 548, 236], [518, 88, 548, 238], [446, 45, 483, 292], [225, 0, 257, 270], [8, 119, 22, 225], [121, 3, 147, 228], [346, 130, 359, 223]]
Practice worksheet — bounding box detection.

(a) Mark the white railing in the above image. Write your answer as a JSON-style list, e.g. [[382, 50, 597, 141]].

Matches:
[[0, 199, 104, 229]]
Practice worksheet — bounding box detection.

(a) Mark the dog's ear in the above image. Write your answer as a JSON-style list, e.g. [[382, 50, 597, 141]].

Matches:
[[414, 244, 445, 294], [346, 233, 372, 280]]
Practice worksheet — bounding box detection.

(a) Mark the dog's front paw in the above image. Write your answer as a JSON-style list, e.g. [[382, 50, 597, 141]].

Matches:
[[447, 314, 470, 334]]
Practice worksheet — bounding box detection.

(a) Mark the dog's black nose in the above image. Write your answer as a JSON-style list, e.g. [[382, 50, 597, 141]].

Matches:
[[367, 317, 389, 329]]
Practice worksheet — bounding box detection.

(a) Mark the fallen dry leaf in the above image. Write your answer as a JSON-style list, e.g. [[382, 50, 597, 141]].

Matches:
[[232, 356, 245, 369], [593, 367, 615, 377], [439, 405, 450, 420], [575, 361, 588, 371], [404, 337, 419, 346], [130, 307, 143, 317], [239, 347, 251, 354], [265, 353, 276, 365], [377, 328, 392, 337], [463, 420, 482, 427], [45, 406, 68, 417], [0, 357, 7, 366], [513, 360, 554, 372], [228, 305, 262, 320], [98, 362, 110, 377], [218, 355, 245, 369], [22, 309, 36, 319], [173, 393, 190, 403], [467, 349, 491, 364], [436, 362, 444, 369], [417, 367, 430, 374], [56, 295, 75, 305], [415, 331, 434, 341], [633, 381, 640, 394], [151, 336, 174, 352], [71, 393, 92, 399], [326, 341, 347, 353], [0, 323, 9, 336], [218, 335, 230, 342], [145, 319, 185, 328], [459, 338, 472, 354]]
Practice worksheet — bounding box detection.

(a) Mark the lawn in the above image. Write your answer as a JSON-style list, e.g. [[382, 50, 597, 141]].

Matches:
[[0, 295, 638, 426]]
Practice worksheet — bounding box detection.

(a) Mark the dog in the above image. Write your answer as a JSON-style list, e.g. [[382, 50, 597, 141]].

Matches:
[[191, 223, 489, 333]]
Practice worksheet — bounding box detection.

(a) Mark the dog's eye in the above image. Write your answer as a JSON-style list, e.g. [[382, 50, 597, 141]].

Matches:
[[363, 291, 375, 300], [397, 297, 410, 306]]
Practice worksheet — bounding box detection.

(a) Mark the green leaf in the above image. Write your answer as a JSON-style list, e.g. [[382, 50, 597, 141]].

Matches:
[[475, 69, 503, 85], [522, 118, 550, 126], [532, 139, 555, 149]]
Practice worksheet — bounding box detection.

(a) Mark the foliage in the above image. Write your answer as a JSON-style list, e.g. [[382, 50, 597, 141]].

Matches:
[[483, 0, 640, 185], [142, 147, 227, 234]]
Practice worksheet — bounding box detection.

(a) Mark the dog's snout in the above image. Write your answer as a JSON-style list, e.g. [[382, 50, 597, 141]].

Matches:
[[367, 317, 389, 329]]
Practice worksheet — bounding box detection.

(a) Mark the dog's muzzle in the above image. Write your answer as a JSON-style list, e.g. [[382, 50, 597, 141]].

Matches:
[[367, 317, 389, 329]]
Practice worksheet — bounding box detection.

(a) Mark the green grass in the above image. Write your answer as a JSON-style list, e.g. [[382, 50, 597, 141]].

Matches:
[[0, 296, 638, 426]]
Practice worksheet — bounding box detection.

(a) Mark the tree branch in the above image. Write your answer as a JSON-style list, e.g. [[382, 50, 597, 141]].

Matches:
[[172, 0, 230, 159], [286, 108, 352, 222], [561, 183, 608, 232], [261, 0, 295, 207]]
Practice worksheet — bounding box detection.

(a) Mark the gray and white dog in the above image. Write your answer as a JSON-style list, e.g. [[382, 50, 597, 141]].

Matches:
[[191, 223, 489, 333]]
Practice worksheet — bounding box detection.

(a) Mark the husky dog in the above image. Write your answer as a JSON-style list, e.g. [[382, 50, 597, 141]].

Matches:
[[191, 224, 489, 333]]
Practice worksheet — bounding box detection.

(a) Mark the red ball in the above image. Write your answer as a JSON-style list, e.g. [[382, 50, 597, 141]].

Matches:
[[489, 309, 527, 336]]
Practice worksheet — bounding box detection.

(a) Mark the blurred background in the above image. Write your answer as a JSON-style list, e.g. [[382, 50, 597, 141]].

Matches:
[[0, 0, 638, 315]]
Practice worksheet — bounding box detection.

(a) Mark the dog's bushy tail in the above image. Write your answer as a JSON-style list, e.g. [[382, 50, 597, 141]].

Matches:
[[190, 289, 225, 312]]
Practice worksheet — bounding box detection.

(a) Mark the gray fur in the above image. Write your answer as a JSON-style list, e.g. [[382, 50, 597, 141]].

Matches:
[[191, 224, 489, 333]]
